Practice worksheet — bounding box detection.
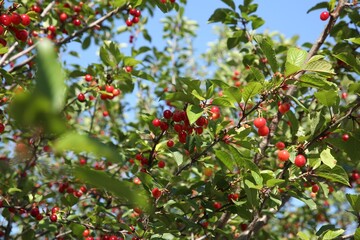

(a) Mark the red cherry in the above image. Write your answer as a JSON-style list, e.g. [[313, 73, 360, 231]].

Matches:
[[72, 18, 81, 26], [84, 74, 93, 82], [36, 214, 43, 221], [31, 5, 42, 13], [277, 150, 290, 161], [294, 154, 306, 167], [320, 11, 330, 21], [210, 106, 220, 114], [48, 25, 56, 33], [342, 134, 349, 142], [158, 160, 165, 168], [51, 206, 60, 214], [0, 123, 4, 133], [227, 193, 239, 202], [178, 131, 187, 143], [253, 117, 266, 128], [275, 141, 285, 150], [20, 14, 31, 26], [0, 25, 4, 35], [50, 214, 57, 222], [30, 207, 40, 217], [125, 66, 133, 72], [352, 172, 360, 181], [103, 111, 109, 117], [0, 14, 12, 26], [132, 17, 140, 24], [257, 126, 269, 136], [152, 118, 161, 127], [105, 85, 114, 93], [125, 19, 133, 27], [341, 92, 348, 99], [73, 5, 82, 13], [83, 229, 90, 237], [112, 89, 121, 97], [163, 110, 173, 119], [59, 12, 68, 22], [0, 38, 6, 47], [240, 223, 248, 231], [151, 188, 162, 199], [196, 116, 207, 126], [15, 30, 28, 42], [160, 121, 169, 131], [11, 13, 22, 25], [167, 140, 174, 148], [312, 184, 320, 193], [213, 202, 222, 209], [278, 102, 291, 114], [129, 8, 137, 16], [77, 93, 86, 102], [134, 10, 141, 17]]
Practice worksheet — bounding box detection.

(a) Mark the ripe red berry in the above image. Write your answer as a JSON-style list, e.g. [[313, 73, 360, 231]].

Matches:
[[277, 150, 290, 161], [125, 19, 133, 27], [129, 8, 137, 16], [77, 93, 86, 102], [59, 12, 68, 22], [30, 207, 40, 217], [196, 116, 207, 126], [15, 30, 28, 42], [51, 206, 60, 214], [48, 25, 56, 33], [0, 26, 4, 35], [312, 184, 320, 193], [103, 111, 109, 117], [151, 188, 162, 199], [163, 110, 173, 119], [275, 141, 285, 150], [167, 140, 174, 147], [84, 74, 93, 82], [227, 193, 239, 202], [50, 214, 57, 222], [352, 171, 360, 181], [158, 160, 165, 168], [341, 92, 348, 99], [0, 123, 4, 133], [0, 14, 12, 26], [112, 88, 121, 97], [83, 229, 90, 237], [152, 118, 161, 127], [31, 5, 42, 13], [36, 214, 43, 221], [105, 85, 114, 93], [132, 17, 140, 24], [253, 117, 266, 128], [20, 14, 31, 26], [342, 134, 349, 142], [134, 10, 141, 17], [278, 102, 291, 114], [320, 11, 330, 21], [72, 18, 81, 26], [0, 38, 6, 47], [294, 154, 306, 167], [257, 125, 269, 136], [11, 13, 22, 25], [213, 202, 222, 209]]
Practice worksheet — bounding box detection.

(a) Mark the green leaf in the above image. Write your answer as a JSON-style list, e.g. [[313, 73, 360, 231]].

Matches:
[[74, 166, 152, 212], [322, 229, 345, 240], [249, 66, 265, 83], [123, 56, 141, 67], [307, 2, 328, 13], [242, 82, 262, 104], [254, 36, 278, 73], [334, 52, 360, 74], [314, 90, 339, 107], [346, 194, 360, 213], [215, 150, 235, 171], [0, 68, 13, 83], [191, 89, 206, 101], [81, 35, 91, 49], [346, 37, 360, 45], [298, 74, 336, 90], [35, 39, 66, 112], [266, 179, 285, 187], [355, 228, 360, 240], [8, 187, 22, 194], [320, 149, 337, 169], [186, 104, 204, 125], [212, 96, 236, 108], [289, 191, 317, 210], [208, 8, 233, 23], [70, 223, 86, 238], [315, 165, 350, 186], [297, 231, 310, 240], [285, 47, 308, 76], [110, 0, 127, 7], [172, 151, 184, 166], [53, 132, 125, 164], [0, 46, 8, 54], [250, 16, 265, 30], [303, 60, 335, 74], [221, 0, 235, 9], [224, 86, 242, 103]]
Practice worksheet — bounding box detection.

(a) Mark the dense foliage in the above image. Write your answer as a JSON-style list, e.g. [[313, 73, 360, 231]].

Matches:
[[0, 0, 359, 239]]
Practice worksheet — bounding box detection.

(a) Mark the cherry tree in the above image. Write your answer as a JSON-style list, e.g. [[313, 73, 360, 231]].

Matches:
[[0, 0, 359, 239]]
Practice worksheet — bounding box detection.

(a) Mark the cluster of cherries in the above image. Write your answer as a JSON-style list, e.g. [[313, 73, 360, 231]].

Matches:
[[125, 8, 141, 27], [160, 0, 176, 3], [0, 9, 31, 45], [77, 74, 121, 102]]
